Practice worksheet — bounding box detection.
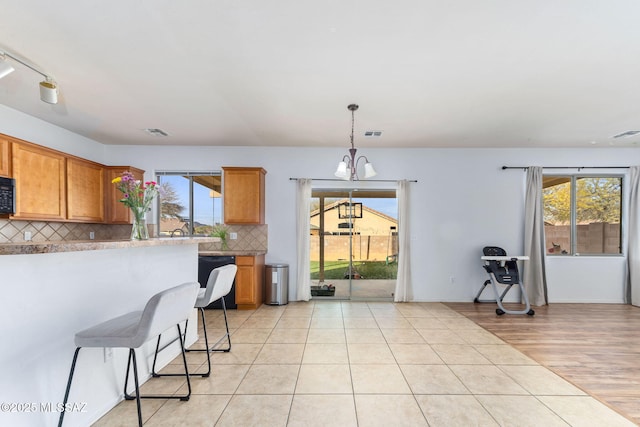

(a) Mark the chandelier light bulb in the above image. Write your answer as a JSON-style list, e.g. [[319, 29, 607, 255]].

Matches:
[[334, 161, 348, 178], [364, 162, 377, 178]]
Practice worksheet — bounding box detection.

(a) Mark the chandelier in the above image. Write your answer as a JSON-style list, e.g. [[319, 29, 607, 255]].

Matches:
[[334, 104, 377, 180]]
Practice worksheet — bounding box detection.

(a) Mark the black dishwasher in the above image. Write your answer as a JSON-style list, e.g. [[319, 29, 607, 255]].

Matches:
[[198, 255, 236, 309]]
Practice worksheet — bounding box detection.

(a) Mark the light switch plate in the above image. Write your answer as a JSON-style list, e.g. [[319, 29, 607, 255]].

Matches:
[[230, 232, 238, 240]]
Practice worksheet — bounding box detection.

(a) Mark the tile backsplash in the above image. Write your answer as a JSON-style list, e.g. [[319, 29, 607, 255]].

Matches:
[[198, 224, 268, 252], [0, 219, 132, 242], [0, 219, 268, 252]]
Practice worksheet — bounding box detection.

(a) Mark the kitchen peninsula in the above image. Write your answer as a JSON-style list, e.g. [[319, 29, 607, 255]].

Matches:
[[0, 237, 217, 427]]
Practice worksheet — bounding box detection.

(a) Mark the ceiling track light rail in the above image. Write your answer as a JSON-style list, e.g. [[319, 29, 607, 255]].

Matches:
[[0, 48, 59, 104]]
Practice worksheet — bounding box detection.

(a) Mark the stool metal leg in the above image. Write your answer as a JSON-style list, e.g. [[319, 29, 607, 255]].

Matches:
[[150, 320, 188, 377], [217, 297, 232, 353], [129, 349, 143, 427], [185, 297, 232, 377], [126, 324, 192, 402], [58, 347, 81, 427]]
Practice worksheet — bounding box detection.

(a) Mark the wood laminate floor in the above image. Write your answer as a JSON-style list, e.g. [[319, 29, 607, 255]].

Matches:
[[446, 302, 640, 425]]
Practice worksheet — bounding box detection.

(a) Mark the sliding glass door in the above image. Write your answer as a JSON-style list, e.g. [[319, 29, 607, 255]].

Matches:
[[310, 188, 397, 301]]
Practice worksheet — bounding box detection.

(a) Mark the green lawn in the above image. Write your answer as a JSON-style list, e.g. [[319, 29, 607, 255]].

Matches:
[[310, 261, 397, 280]]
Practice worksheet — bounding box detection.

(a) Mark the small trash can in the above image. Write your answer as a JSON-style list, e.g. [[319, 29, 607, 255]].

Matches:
[[265, 264, 288, 305]]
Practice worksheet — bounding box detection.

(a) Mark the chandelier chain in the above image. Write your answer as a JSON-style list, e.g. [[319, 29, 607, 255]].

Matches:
[[351, 106, 355, 149]]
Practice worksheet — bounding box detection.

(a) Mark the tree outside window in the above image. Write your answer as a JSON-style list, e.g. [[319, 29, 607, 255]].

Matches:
[[156, 172, 222, 237], [543, 176, 622, 255]]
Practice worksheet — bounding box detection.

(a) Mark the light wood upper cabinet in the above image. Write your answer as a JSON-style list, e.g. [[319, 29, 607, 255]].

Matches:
[[105, 166, 145, 223], [235, 255, 265, 310], [67, 158, 105, 222], [0, 137, 11, 177], [3, 134, 145, 223], [12, 142, 67, 221], [223, 167, 266, 224]]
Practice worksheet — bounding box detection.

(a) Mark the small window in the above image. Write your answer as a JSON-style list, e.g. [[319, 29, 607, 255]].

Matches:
[[543, 175, 622, 255], [155, 172, 222, 237]]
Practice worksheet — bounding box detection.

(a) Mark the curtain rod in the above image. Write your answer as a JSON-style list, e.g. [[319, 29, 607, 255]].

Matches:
[[289, 178, 418, 183], [502, 165, 630, 171]]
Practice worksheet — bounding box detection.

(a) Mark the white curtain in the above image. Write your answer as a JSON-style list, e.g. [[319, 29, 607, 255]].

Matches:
[[626, 166, 640, 306], [523, 166, 548, 306], [295, 178, 312, 301], [394, 180, 412, 302]]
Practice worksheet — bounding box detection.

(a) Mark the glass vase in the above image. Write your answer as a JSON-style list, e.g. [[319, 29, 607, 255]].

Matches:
[[130, 207, 149, 240]]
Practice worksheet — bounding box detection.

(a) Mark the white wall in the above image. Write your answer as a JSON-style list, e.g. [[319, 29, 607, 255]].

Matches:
[[546, 256, 628, 303], [0, 105, 106, 163], [103, 144, 639, 304], [2, 105, 639, 304]]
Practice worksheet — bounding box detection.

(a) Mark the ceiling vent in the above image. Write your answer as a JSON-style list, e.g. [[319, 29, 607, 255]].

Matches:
[[364, 131, 382, 137], [612, 130, 640, 139], [144, 128, 169, 137]]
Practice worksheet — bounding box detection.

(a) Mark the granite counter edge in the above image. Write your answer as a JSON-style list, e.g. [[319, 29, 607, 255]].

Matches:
[[0, 237, 220, 255]]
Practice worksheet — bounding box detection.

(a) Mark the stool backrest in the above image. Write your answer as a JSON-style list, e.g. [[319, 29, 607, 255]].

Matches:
[[134, 282, 200, 348], [202, 264, 238, 305]]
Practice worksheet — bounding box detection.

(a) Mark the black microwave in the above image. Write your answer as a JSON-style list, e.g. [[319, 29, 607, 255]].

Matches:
[[0, 177, 15, 214]]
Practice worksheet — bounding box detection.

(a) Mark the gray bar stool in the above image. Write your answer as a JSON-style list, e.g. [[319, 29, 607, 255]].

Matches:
[[184, 264, 237, 377], [58, 281, 200, 427]]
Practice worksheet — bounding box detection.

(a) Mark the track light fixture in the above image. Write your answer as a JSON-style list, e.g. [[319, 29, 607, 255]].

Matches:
[[0, 48, 58, 104], [39, 79, 58, 104], [0, 54, 15, 79], [334, 104, 377, 181]]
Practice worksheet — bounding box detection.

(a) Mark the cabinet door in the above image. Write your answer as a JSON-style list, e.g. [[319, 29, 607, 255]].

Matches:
[[67, 158, 104, 222], [235, 255, 265, 310], [0, 137, 11, 177], [12, 142, 67, 220], [223, 167, 266, 224], [235, 256, 256, 305], [105, 167, 144, 223]]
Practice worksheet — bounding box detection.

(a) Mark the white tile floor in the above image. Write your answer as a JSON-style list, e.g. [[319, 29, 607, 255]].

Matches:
[[93, 301, 636, 426]]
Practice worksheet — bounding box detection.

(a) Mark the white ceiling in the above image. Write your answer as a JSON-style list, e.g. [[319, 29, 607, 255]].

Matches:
[[1, 0, 640, 149]]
